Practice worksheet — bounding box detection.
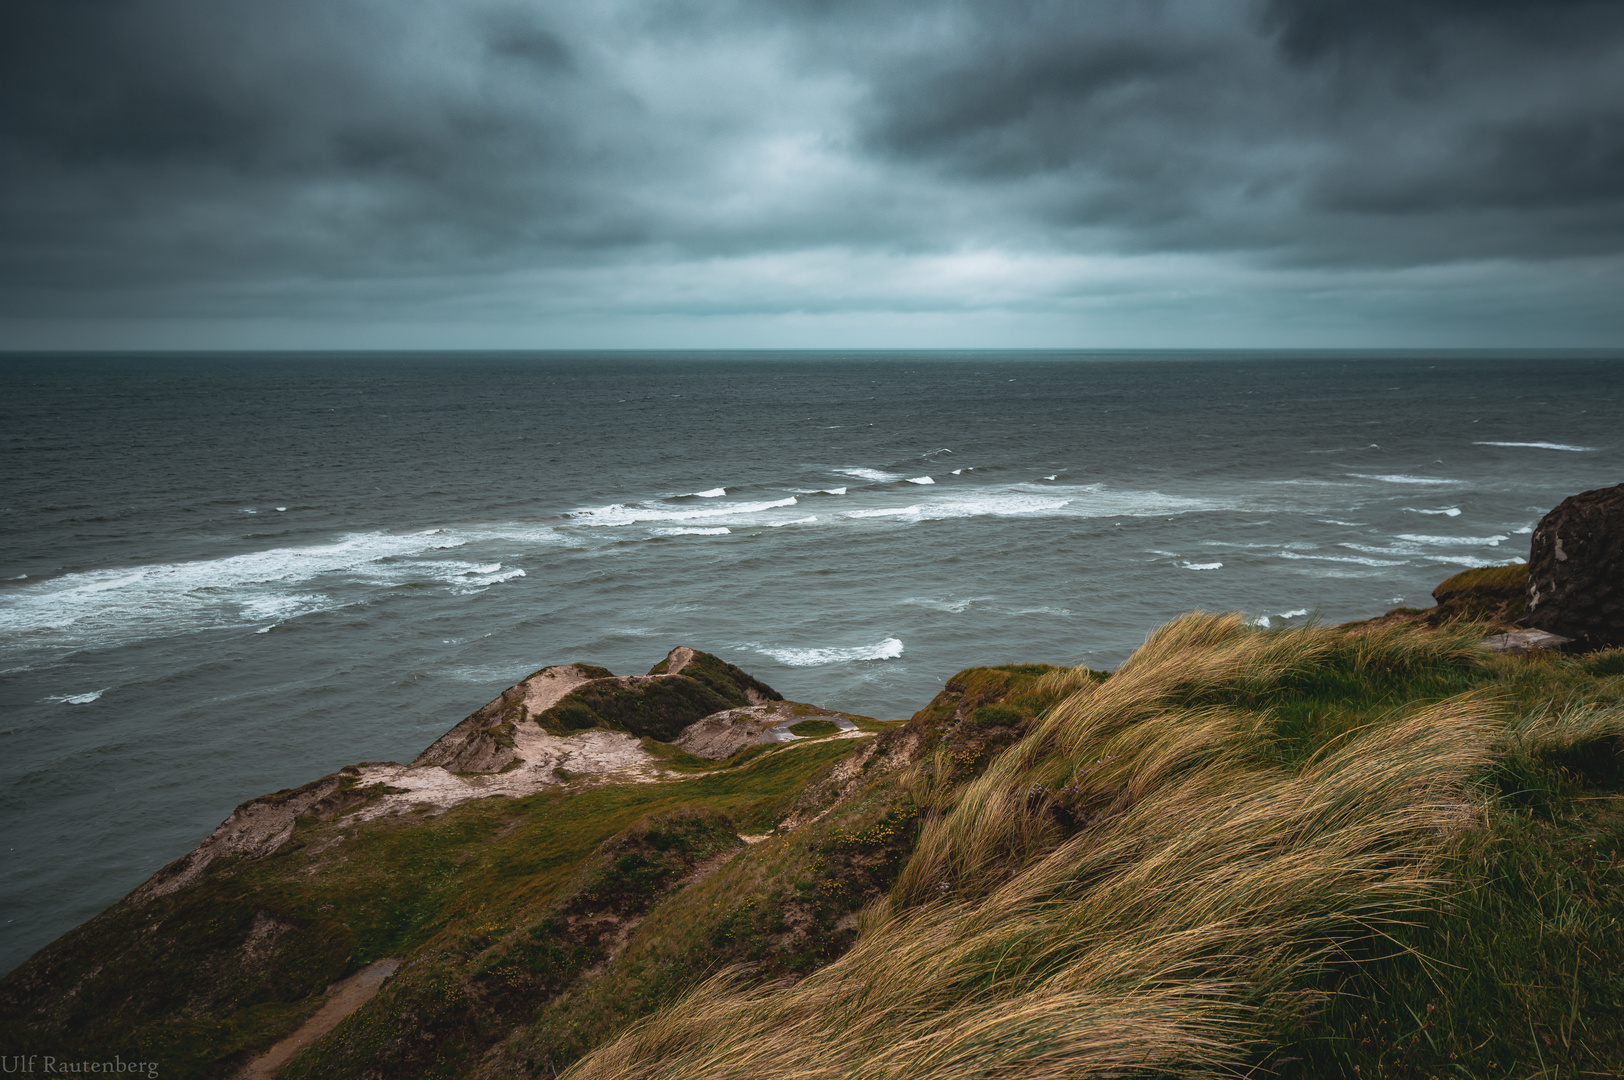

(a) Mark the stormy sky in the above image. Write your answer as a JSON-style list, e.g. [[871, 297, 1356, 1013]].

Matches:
[[3, 0, 1622, 349]]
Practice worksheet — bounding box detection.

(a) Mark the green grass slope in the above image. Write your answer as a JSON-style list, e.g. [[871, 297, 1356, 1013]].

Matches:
[[6, 603, 1624, 1080]]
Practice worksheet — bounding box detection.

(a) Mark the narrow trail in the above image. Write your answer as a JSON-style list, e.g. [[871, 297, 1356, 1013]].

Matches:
[[237, 958, 400, 1080]]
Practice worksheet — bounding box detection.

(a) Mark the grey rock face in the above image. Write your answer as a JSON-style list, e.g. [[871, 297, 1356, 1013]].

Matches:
[[1526, 483, 1624, 649]]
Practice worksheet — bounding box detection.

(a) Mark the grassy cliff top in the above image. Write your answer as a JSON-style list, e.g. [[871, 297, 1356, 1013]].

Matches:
[[6, 585, 1624, 1079]]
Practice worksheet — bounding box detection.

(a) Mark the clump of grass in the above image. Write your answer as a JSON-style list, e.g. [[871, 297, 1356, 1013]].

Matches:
[[566, 615, 1511, 1079], [562, 614, 1624, 1080]]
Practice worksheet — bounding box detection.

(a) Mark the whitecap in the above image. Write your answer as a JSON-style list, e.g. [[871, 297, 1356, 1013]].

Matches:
[[906, 476, 935, 485], [1247, 615, 1272, 628], [1042, 475, 1058, 481], [845, 506, 923, 519], [767, 517, 817, 527], [691, 488, 726, 498], [1280, 552, 1408, 567], [903, 596, 992, 613], [0, 531, 451, 640], [568, 496, 797, 527], [471, 567, 527, 584], [1513, 524, 1534, 535], [819, 487, 847, 496], [1347, 474, 1460, 485], [1473, 441, 1596, 452], [0, 525, 563, 653], [750, 637, 903, 666], [1395, 533, 1508, 546], [654, 527, 731, 536], [255, 625, 274, 634], [1425, 555, 1508, 568], [1404, 507, 1462, 517], [839, 483, 1214, 525], [837, 467, 907, 483], [1315, 519, 1366, 527], [276, 507, 287, 512], [45, 689, 107, 705], [1278, 608, 1309, 619], [950, 469, 963, 475], [1181, 561, 1223, 571]]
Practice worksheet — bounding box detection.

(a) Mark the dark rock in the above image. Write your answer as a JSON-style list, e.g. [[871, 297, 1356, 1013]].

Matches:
[[1526, 482, 1624, 649], [1483, 628, 1573, 655]]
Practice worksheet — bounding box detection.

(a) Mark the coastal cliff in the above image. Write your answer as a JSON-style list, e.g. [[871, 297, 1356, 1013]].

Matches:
[[5, 572, 1624, 1078]]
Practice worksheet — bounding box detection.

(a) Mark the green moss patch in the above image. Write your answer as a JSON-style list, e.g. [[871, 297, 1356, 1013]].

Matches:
[[647, 649, 782, 705], [535, 676, 735, 740]]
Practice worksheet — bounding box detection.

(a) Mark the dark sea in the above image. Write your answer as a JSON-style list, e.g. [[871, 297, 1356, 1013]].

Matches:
[[3, 351, 1621, 972]]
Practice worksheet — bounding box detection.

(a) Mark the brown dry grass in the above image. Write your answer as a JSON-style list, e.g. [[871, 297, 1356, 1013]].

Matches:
[[561, 614, 1541, 1080]]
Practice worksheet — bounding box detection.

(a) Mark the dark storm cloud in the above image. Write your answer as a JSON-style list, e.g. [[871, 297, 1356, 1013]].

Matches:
[[850, 0, 1624, 261], [1, 0, 1621, 336]]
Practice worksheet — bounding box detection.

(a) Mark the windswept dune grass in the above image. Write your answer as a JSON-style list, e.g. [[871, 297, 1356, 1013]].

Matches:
[[565, 615, 1624, 1080]]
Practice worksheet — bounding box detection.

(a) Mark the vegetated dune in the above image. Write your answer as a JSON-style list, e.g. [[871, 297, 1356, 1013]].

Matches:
[[5, 589, 1624, 1079]]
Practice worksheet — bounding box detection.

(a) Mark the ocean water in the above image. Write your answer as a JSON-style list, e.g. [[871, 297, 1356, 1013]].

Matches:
[[2, 351, 1621, 972]]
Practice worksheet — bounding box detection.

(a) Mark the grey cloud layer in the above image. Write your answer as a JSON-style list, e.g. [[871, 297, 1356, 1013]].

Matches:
[[2, 0, 1621, 332]]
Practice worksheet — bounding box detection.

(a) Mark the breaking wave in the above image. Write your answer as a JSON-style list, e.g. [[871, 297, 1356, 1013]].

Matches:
[[748, 637, 904, 666]]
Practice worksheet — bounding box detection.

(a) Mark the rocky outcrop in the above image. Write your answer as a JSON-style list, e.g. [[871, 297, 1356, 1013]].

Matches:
[[414, 663, 612, 772], [1431, 563, 1528, 624], [675, 701, 860, 759], [413, 648, 785, 770], [1526, 482, 1624, 649], [129, 773, 363, 904]]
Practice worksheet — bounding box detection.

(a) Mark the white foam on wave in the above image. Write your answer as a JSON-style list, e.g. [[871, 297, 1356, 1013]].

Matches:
[[691, 488, 727, 498], [1347, 474, 1461, 485], [837, 468, 906, 483], [768, 517, 817, 527], [1279, 608, 1309, 619], [904, 596, 992, 613], [1280, 551, 1408, 567], [1396, 533, 1508, 547], [846, 506, 922, 519], [44, 688, 107, 705], [1042, 475, 1058, 481], [1315, 519, 1366, 527], [1180, 561, 1223, 571], [950, 469, 963, 475], [906, 476, 935, 485], [750, 636, 903, 667], [0, 524, 563, 652], [654, 527, 731, 536], [569, 497, 796, 527], [467, 567, 527, 584], [1474, 441, 1596, 452], [818, 488, 847, 496], [1426, 555, 1509, 568], [840, 483, 1215, 525], [1514, 524, 1534, 535], [1405, 507, 1462, 517]]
